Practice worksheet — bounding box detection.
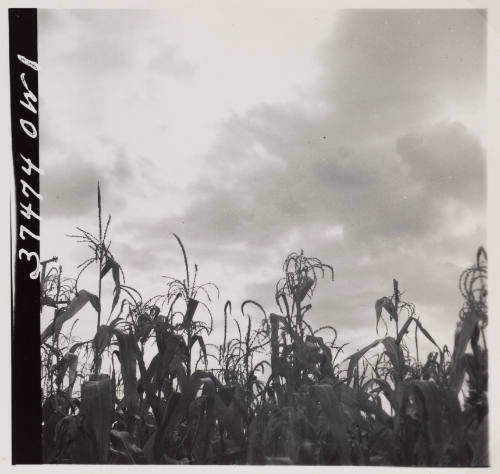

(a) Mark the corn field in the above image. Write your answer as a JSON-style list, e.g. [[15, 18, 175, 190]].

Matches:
[[40, 186, 488, 466]]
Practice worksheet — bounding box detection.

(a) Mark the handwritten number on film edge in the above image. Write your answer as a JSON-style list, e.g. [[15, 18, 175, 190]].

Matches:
[[17, 54, 42, 279]]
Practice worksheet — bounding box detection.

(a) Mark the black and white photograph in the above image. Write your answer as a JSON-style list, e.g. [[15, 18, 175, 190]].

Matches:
[[6, 2, 496, 467]]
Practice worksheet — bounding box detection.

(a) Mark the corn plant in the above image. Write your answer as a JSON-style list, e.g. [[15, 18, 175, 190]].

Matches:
[[38, 184, 488, 465]]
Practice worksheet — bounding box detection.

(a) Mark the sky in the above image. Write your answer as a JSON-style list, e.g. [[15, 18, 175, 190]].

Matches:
[[39, 8, 486, 363]]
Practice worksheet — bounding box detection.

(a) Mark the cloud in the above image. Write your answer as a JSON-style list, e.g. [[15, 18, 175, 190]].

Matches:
[[120, 10, 486, 349], [397, 121, 486, 206], [38, 10, 196, 80], [41, 153, 104, 218], [148, 45, 196, 78], [128, 9, 486, 255], [41, 138, 135, 219], [132, 116, 484, 252], [315, 9, 486, 140], [39, 9, 486, 350]]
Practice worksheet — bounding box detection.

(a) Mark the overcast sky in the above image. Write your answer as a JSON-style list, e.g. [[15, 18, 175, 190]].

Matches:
[[39, 8, 486, 359]]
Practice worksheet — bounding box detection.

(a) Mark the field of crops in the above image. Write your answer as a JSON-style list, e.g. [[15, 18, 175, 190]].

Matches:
[[40, 186, 488, 465]]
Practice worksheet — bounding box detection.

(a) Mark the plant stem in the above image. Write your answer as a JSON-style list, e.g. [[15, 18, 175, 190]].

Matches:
[[95, 183, 103, 377], [393, 279, 401, 381], [54, 266, 62, 389], [187, 326, 192, 379]]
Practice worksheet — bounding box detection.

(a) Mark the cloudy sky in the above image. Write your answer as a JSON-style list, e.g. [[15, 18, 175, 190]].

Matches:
[[39, 8, 486, 359]]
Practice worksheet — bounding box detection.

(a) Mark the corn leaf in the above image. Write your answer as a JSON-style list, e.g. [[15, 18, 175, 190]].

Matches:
[[396, 316, 415, 345], [448, 311, 481, 394], [81, 375, 113, 463], [344, 338, 383, 383], [153, 391, 184, 462], [412, 380, 444, 465], [312, 384, 349, 464], [110, 328, 139, 415], [338, 383, 391, 425], [183, 297, 199, 328], [362, 378, 397, 412], [375, 296, 396, 334], [414, 318, 442, 353], [381, 337, 404, 373], [41, 290, 99, 343], [191, 335, 207, 367]]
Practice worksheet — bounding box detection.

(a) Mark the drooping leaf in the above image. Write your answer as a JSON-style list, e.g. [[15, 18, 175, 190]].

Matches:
[[396, 316, 415, 345], [375, 296, 396, 334], [344, 338, 383, 383], [110, 260, 121, 314], [183, 297, 199, 328], [100, 257, 113, 279], [269, 313, 288, 328], [92, 324, 112, 357], [414, 318, 442, 354], [65, 352, 79, 398], [344, 336, 403, 379], [381, 337, 405, 374], [54, 352, 74, 387], [41, 290, 100, 343], [54, 352, 79, 398], [191, 335, 207, 367]]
